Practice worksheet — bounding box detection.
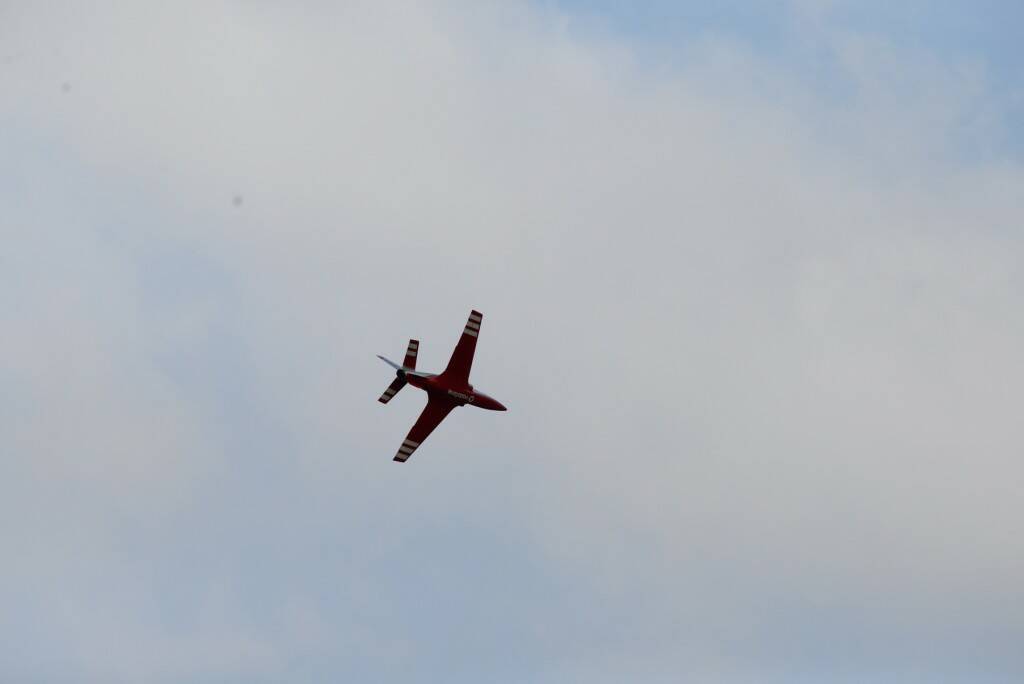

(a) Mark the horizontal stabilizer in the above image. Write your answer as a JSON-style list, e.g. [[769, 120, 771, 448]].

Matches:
[[378, 377, 406, 404], [403, 339, 419, 370]]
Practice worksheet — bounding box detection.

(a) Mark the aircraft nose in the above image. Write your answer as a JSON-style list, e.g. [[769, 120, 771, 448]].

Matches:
[[473, 391, 506, 411]]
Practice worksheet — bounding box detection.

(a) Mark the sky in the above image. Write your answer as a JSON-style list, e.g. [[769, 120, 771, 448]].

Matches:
[[2, 1, 1023, 681]]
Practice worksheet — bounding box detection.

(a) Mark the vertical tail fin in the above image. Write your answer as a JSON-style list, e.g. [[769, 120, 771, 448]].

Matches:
[[403, 339, 419, 370]]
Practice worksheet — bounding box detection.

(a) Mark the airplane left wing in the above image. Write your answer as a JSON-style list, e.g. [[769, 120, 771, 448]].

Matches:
[[439, 310, 482, 385], [394, 395, 459, 462]]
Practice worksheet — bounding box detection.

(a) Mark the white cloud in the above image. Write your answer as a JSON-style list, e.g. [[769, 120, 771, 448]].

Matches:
[[2, 2, 1023, 680]]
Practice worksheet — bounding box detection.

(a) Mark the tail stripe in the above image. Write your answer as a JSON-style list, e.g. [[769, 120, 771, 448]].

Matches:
[[403, 339, 419, 370]]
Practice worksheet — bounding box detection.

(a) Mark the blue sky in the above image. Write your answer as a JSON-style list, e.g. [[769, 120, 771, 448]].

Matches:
[[2, 2, 1023, 682], [551, 0, 1024, 78], [551, 0, 1024, 157]]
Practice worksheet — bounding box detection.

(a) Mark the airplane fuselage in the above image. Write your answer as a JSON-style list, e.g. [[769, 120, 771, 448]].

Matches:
[[403, 371, 507, 411]]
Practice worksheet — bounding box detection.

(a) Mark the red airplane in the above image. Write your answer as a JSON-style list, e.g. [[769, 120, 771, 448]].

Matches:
[[377, 309, 506, 462]]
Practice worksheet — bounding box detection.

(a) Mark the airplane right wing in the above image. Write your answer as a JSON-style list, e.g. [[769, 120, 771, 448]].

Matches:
[[394, 395, 459, 462]]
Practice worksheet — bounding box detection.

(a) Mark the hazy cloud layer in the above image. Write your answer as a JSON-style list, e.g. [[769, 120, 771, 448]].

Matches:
[[2, 2, 1023, 681]]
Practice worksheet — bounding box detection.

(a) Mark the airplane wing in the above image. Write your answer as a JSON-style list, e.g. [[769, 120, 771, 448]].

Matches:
[[394, 395, 459, 462], [439, 310, 482, 385]]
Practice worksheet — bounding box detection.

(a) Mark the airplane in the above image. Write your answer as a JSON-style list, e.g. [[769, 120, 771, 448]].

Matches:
[[377, 309, 506, 462]]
